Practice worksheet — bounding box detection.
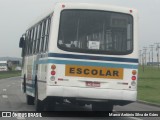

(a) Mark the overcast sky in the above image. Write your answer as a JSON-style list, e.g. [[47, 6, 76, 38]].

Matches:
[[0, 0, 160, 58]]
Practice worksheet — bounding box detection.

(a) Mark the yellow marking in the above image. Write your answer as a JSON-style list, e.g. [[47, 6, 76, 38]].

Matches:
[[65, 65, 123, 79]]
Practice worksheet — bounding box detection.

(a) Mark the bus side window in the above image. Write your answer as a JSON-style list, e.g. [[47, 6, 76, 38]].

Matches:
[[32, 27, 37, 54], [41, 20, 46, 52], [28, 29, 32, 55], [39, 22, 45, 53], [42, 19, 47, 52], [44, 17, 51, 52], [37, 23, 42, 53], [25, 31, 29, 55], [31, 28, 34, 54], [29, 28, 34, 55], [47, 17, 51, 50], [26, 31, 30, 55], [35, 24, 40, 54]]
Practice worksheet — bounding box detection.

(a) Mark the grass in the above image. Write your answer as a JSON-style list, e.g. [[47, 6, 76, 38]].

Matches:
[[0, 71, 21, 79], [138, 66, 160, 104]]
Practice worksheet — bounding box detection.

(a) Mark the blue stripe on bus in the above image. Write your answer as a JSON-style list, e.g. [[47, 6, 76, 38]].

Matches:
[[22, 88, 35, 94], [26, 87, 34, 93], [48, 53, 138, 63], [36, 59, 138, 69]]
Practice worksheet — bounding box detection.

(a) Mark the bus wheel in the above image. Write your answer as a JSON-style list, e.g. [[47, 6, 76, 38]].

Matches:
[[92, 102, 113, 111], [23, 75, 26, 93], [34, 80, 44, 111], [44, 97, 56, 111], [26, 95, 34, 105]]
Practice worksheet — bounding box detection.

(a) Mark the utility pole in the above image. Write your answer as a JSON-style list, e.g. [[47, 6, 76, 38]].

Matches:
[[155, 43, 160, 69], [148, 52, 150, 65], [143, 47, 147, 65], [139, 50, 142, 65], [142, 47, 147, 72], [142, 52, 144, 71], [149, 45, 154, 67]]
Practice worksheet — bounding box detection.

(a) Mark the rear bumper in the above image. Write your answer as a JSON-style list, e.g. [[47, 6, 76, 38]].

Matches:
[[46, 86, 137, 102]]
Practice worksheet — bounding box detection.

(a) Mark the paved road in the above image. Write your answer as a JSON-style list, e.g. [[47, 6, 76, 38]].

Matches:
[[0, 77, 160, 120]]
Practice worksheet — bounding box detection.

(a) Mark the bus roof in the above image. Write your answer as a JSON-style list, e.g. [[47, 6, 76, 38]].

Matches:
[[26, 2, 137, 31]]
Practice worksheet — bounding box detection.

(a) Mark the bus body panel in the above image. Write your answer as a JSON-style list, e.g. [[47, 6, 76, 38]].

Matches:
[[47, 3, 138, 102], [46, 86, 137, 101], [20, 2, 139, 105]]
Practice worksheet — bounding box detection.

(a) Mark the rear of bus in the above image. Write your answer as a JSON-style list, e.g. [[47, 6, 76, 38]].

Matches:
[[46, 3, 138, 111]]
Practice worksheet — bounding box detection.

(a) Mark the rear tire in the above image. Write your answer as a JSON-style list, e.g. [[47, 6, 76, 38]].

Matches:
[[23, 75, 26, 93], [44, 97, 56, 111], [26, 95, 34, 105], [92, 102, 113, 111]]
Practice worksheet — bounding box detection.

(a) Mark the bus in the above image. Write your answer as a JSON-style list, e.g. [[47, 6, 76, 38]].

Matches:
[[0, 61, 8, 71], [19, 2, 138, 111]]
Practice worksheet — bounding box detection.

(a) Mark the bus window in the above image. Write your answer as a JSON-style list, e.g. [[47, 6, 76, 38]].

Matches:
[[29, 28, 34, 55], [33, 26, 38, 54], [44, 18, 51, 51], [58, 10, 133, 55], [41, 20, 47, 52], [37, 23, 42, 53]]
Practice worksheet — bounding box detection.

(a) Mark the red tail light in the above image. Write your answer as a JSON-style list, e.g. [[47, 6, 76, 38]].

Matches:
[[51, 71, 56, 75], [132, 76, 136, 81]]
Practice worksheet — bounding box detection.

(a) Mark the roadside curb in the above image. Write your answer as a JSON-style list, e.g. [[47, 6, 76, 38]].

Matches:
[[138, 100, 160, 107]]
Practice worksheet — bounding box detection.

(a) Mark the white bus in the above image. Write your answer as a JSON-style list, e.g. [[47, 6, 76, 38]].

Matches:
[[19, 2, 138, 111], [0, 61, 8, 71]]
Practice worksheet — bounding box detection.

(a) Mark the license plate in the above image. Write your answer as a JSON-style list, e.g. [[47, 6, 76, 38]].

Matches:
[[86, 81, 100, 87]]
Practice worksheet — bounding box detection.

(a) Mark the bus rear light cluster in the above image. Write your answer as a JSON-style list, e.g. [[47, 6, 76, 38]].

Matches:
[[131, 70, 137, 81], [50, 64, 56, 81]]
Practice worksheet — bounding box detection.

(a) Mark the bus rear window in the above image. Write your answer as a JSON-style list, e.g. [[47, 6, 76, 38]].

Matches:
[[58, 10, 133, 55]]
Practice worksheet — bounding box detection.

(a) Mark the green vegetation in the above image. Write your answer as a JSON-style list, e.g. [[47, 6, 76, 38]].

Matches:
[[0, 71, 21, 79], [138, 66, 160, 104]]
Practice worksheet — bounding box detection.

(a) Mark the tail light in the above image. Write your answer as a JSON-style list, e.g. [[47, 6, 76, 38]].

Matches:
[[131, 70, 137, 81], [130, 70, 137, 87], [132, 76, 136, 81], [50, 64, 57, 84], [50, 76, 55, 81], [51, 71, 56, 75], [132, 70, 137, 75], [51, 64, 56, 76], [51, 65, 56, 69]]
